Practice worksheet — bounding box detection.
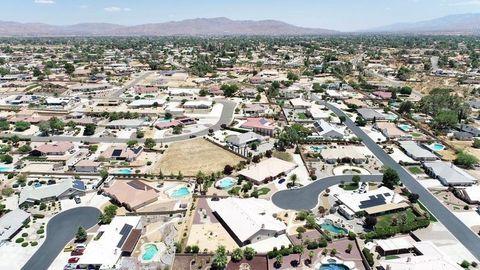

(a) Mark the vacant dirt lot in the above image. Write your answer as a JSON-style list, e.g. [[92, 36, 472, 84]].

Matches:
[[156, 138, 244, 175]]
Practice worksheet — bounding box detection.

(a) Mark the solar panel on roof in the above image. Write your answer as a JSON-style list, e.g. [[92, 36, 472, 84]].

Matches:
[[358, 194, 387, 209], [117, 224, 133, 248], [384, 193, 391, 197], [112, 149, 122, 157]]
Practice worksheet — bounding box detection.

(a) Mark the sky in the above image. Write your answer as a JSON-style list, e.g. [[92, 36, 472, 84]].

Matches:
[[2, 0, 480, 31]]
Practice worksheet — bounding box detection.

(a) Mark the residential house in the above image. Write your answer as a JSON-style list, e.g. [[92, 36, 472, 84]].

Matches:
[[240, 117, 276, 136], [30, 142, 74, 156], [19, 179, 86, 206], [423, 161, 476, 186], [313, 120, 346, 139], [100, 145, 143, 162]]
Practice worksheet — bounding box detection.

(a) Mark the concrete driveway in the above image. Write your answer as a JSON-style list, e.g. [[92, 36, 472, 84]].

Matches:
[[22, 207, 101, 270], [272, 175, 381, 210]]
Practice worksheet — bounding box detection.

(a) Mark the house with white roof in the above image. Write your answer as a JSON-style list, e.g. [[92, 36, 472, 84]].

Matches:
[[183, 100, 213, 109], [127, 99, 165, 108], [313, 120, 346, 139], [209, 197, 286, 246], [423, 161, 476, 186], [0, 209, 31, 244], [398, 141, 438, 161], [289, 98, 311, 109], [78, 216, 142, 268], [238, 157, 297, 184], [336, 186, 409, 217], [19, 178, 86, 206], [458, 185, 480, 204]]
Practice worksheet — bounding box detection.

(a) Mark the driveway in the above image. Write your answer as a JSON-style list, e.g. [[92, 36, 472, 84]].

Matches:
[[22, 207, 101, 270], [324, 102, 480, 260], [272, 175, 381, 210]]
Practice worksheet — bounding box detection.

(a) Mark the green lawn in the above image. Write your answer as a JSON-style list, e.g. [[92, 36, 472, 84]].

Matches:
[[376, 209, 418, 229], [408, 166, 423, 174], [273, 151, 293, 162], [228, 187, 241, 195], [411, 132, 423, 138], [385, 255, 400, 260], [257, 187, 271, 196], [297, 112, 307, 120]]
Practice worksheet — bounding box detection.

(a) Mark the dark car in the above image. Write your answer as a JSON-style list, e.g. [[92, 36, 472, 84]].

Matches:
[[71, 249, 84, 256], [278, 178, 286, 184], [189, 135, 197, 138]]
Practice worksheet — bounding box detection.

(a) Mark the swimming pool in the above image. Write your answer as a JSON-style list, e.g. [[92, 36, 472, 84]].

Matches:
[[141, 244, 158, 261], [0, 166, 13, 172], [216, 177, 236, 189], [427, 143, 445, 152], [319, 264, 350, 270], [33, 182, 42, 189], [115, 168, 133, 174], [321, 223, 348, 235], [310, 145, 326, 153], [397, 124, 412, 132], [170, 187, 190, 198]]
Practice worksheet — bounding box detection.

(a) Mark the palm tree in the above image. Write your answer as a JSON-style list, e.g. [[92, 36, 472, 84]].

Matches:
[[274, 254, 283, 268], [289, 173, 298, 187]]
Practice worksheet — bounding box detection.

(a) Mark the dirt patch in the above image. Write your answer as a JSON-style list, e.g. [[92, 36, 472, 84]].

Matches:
[[156, 138, 244, 175]]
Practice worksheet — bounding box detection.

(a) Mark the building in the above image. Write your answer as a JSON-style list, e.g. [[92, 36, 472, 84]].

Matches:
[[30, 142, 74, 156], [19, 179, 86, 206], [78, 216, 142, 268], [183, 100, 213, 109], [105, 119, 145, 129], [454, 131, 474, 141], [209, 198, 286, 246], [100, 145, 143, 162], [240, 118, 276, 136], [336, 186, 409, 217], [243, 104, 268, 116], [376, 237, 414, 256], [375, 122, 409, 140], [127, 99, 165, 108], [238, 157, 297, 184], [423, 161, 476, 186], [313, 120, 346, 139], [379, 240, 463, 270], [373, 91, 393, 100], [70, 83, 111, 92], [289, 98, 311, 109], [398, 141, 438, 161], [225, 131, 266, 147], [72, 160, 101, 173], [356, 108, 386, 121], [458, 185, 480, 204], [0, 209, 31, 244], [307, 107, 331, 120], [103, 180, 158, 211], [460, 124, 480, 137]]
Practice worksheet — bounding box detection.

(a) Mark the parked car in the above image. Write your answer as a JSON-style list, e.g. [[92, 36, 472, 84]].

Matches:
[[74, 196, 81, 204], [189, 135, 197, 138], [71, 249, 84, 256], [68, 257, 80, 263], [63, 263, 77, 270], [63, 245, 75, 252]]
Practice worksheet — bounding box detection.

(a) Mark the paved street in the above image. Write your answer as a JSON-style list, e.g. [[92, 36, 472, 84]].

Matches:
[[272, 175, 381, 210], [21, 207, 101, 270], [324, 102, 480, 260], [1, 99, 236, 144]]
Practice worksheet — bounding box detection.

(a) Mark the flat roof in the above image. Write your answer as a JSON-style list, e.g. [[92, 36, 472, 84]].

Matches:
[[238, 157, 297, 183], [0, 209, 31, 242], [399, 141, 437, 160], [376, 237, 414, 252], [424, 161, 476, 185]]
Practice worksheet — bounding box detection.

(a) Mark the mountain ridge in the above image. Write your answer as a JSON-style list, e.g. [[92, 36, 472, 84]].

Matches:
[[0, 17, 337, 37]]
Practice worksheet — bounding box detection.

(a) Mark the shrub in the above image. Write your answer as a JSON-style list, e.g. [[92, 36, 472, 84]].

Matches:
[[362, 248, 374, 267], [36, 229, 45, 234], [21, 233, 28, 237], [30, 241, 38, 246], [16, 238, 24, 243], [460, 260, 470, 268], [21, 242, 28, 247], [32, 214, 45, 219]]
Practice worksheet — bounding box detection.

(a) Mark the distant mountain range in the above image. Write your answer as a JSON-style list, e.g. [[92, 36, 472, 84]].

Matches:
[[365, 13, 480, 34], [0, 17, 337, 37], [1, 14, 480, 37]]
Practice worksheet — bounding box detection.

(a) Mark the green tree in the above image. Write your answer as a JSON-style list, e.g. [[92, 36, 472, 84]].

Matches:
[[64, 63, 75, 75], [382, 167, 400, 189], [75, 226, 87, 242], [221, 83, 239, 97], [39, 121, 51, 136], [212, 245, 228, 269], [0, 120, 9, 131], [18, 144, 32, 154], [83, 123, 97, 136], [14, 121, 31, 132], [144, 138, 156, 149], [127, 140, 138, 147], [398, 101, 414, 114], [473, 138, 480, 149], [433, 110, 458, 130], [48, 117, 64, 134], [454, 151, 479, 169], [244, 247, 256, 260], [231, 248, 244, 262], [99, 205, 117, 224]]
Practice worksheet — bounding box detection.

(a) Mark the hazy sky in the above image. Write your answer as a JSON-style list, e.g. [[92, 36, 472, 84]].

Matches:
[[3, 0, 480, 31]]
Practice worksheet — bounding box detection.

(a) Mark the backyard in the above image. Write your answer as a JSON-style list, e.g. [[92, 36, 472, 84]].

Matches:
[[156, 139, 245, 175]]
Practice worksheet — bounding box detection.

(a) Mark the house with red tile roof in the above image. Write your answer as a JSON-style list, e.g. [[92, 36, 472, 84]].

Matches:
[[240, 117, 276, 136]]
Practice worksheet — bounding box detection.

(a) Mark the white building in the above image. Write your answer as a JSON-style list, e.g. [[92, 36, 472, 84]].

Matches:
[[423, 161, 476, 186], [78, 216, 142, 268], [209, 198, 286, 246], [0, 209, 31, 244]]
